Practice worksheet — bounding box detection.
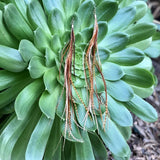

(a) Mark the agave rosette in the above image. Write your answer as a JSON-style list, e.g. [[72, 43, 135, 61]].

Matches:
[[0, 0, 158, 160]]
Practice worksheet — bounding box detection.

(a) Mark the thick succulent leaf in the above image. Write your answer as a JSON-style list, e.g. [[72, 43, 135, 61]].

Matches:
[[56, 90, 65, 120], [4, 3, 33, 41], [34, 27, 51, 52], [0, 70, 27, 91], [51, 34, 62, 52], [66, 13, 81, 34], [0, 77, 31, 109], [0, 45, 27, 72], [98, 21, 108, 42], [96, 0, 118, 21], [130, 1, 147, 22], [98, 47, 110, 63], [133, 56, 152, 71], [19, 39, 43, 62], [28, 56, 47, 79], [0, 102, 14, 115], [49, 8, 64, 35], [107, 94, 133, 126], [64, 0, 80, 18], [98, 118, 130, 157], [81, 27, 93, 43], [43, 116, 61, 160], [108, 47, 144, 66], [0, 11, 18, 48], [116, 125, 131, 141], [89, 133, 108, 160], [108, 6, 136, 33], [74, 131, 95, 160], [11, 108, 41, 160], [0, 107, 39, 160], [27, 0, 51, 35], [13, 0, 28, 22], [131, 85, 154, 98], [128, 37, 152, 51], [61, 113, 84, 143], [45, 48, 56, 67], [77, 0, 94, 29], [145, 40, 160, 58], [15, 79, 44, 120], [102, 62, 124, 81], [122, 68, 155, 88], [125, 95, 158, 122], [124, 23, 156, 44], [64, 141, 76, 160], [76, 104, 97, 131], [99, 32, 129, 52], [39, 85, 61, 119], [25, 114, 53, 160], [42, 0, 64, 14], [107, 80, 134, 102], [43, 67, 58, 94]]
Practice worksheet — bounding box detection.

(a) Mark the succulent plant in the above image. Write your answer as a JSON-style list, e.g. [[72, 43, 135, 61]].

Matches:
[[0, 0, 158, 160]]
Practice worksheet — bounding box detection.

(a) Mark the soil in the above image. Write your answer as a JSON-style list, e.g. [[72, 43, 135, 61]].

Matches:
[[129, 1, 160, 159]]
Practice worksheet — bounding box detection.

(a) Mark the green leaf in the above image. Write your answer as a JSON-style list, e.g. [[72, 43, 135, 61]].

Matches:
[[97, 0, 118, 21], [61, 112, 84, 143], [133, 56, 152, 71], [107, 94, 133, 126], [0, 11, 18, 48], [108, 47, 144, 66], [75, 131, 95, 160], [39, 85, 60, 119], [0, 45, 27, 72], [42, 0, 64, 14], [51, 34, 62, 52], [34, 27, 51, 52], [43, 116, 61, 160], [28, 56, 47, 79], [77, 0, 94, 29], [98, 47, 110, 63], [131, 85, 154, 98], [76, 104, 97, 131], [0, 78, 31, 109], [122, 68, 154, 88], [43, 67, 58, 94], [64, 0, 80, 18], [0, 70, 26, 91], [81, 27, 93, 43], [11, 108, 41, 160], [27, 0, 51, 35], [128, 37, 152, 50], [19, 39, 43, 62], [98, 21, 108, 42], [98, 118, 130, 157], [13, 0, 28, 22], [15, 79, 44, 120], [145, 40, 160, 58], [124, 23, 156, 44], [4, 3, 33, 41], [99, 32, 129, 52], [107, 80, 134, 102], [25, 114, 53, 160], [116, 125, 131, 141], [102, 62, 124, 81], [45, 48, 56, 67], [125, 95, 158, 122], [89, 133, 108, 160], [130, 1, 147, 22], [0, 107, 39, 160], [108, 6, 136, 33], [49, 8, 64, 36]]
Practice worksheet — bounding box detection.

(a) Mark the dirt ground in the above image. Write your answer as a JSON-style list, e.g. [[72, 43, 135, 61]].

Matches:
[[129, 58, 160, 160], [129, 1, 160, 159]]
